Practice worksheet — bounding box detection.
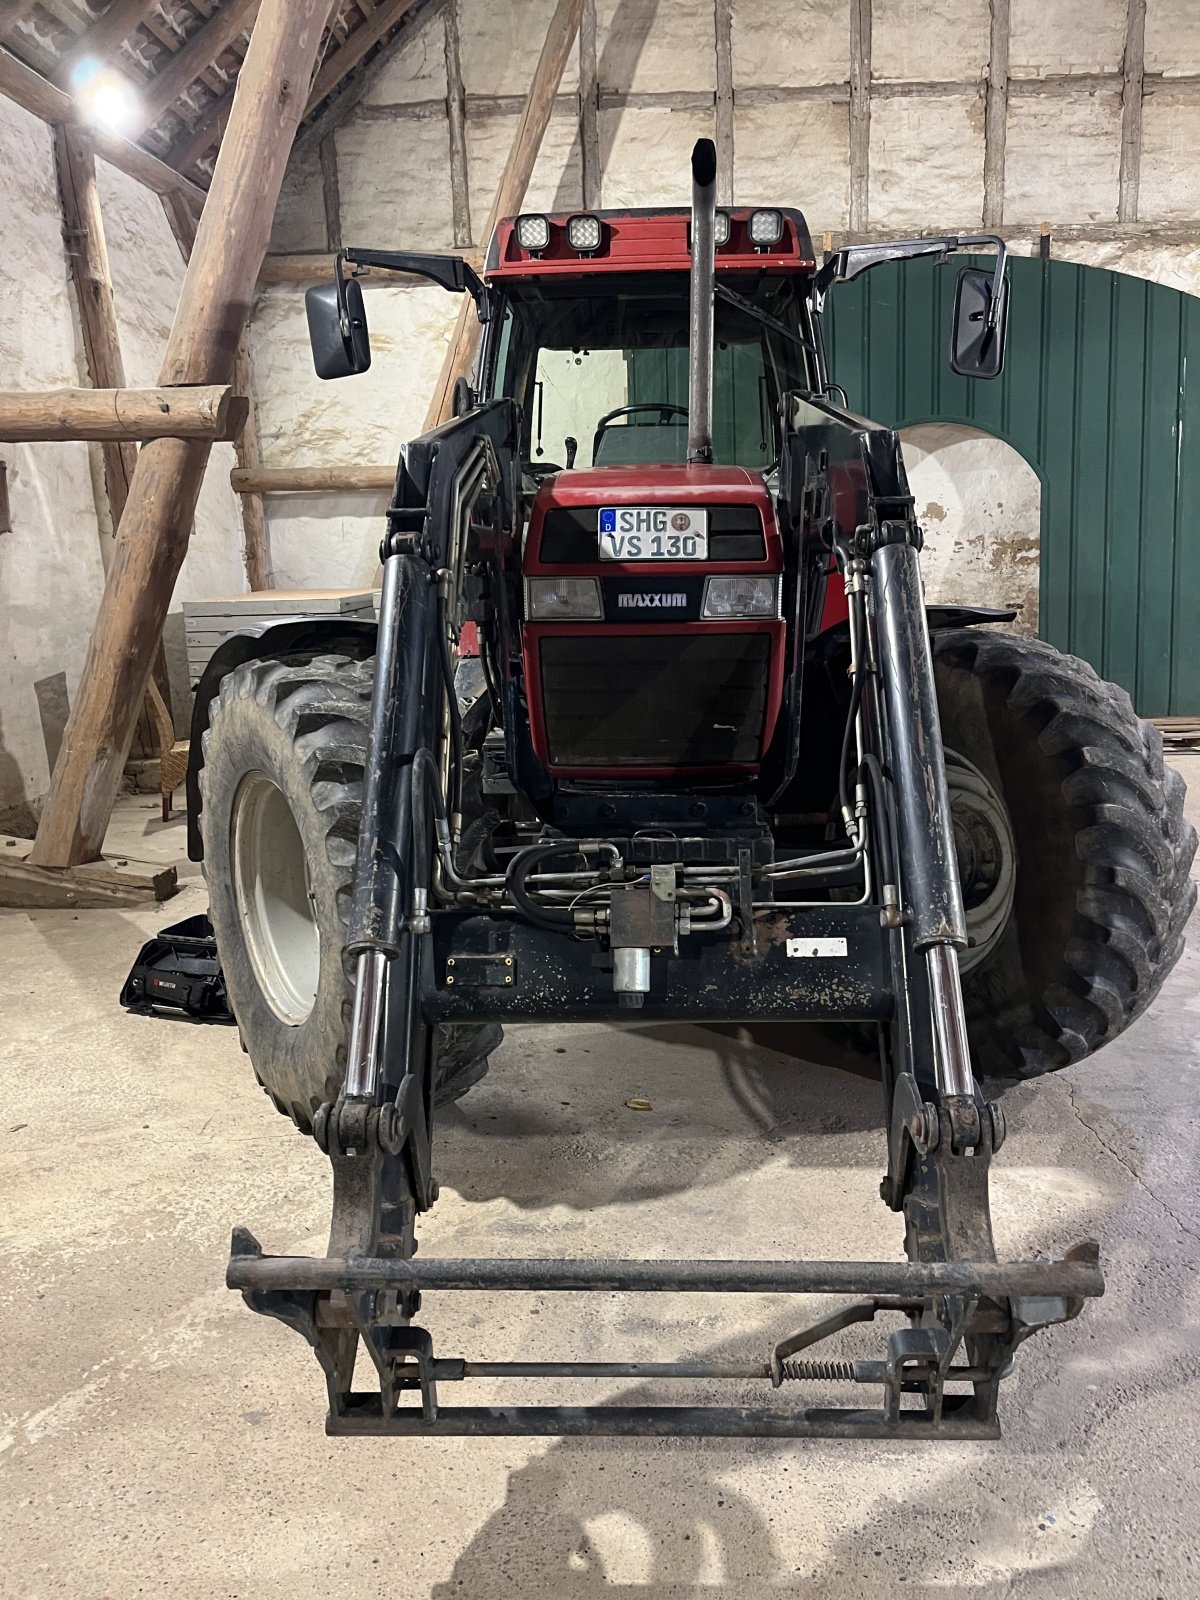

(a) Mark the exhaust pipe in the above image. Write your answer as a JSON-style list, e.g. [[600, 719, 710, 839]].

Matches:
[[687, 137, 717, 465]]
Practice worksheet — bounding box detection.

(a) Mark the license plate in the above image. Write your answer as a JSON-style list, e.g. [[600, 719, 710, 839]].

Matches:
[[598, 506, 708, 561]]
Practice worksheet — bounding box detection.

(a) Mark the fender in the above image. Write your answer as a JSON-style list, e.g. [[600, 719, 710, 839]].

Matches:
[[184, 617, 378, 861]]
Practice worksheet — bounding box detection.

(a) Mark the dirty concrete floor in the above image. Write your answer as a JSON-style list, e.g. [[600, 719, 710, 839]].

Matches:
[[2, 760, 1198, 1600]]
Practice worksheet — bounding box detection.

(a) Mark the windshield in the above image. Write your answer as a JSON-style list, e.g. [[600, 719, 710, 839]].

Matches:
[[487, 270, 815, 472]]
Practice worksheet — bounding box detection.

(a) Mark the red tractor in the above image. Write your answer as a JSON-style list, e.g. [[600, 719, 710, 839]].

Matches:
[[190, 142, 1194, 1438]]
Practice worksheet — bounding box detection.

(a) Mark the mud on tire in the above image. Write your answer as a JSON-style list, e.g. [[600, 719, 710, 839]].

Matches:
[[934, 629, 1196, 1081], [199, 652, 498, 1131]]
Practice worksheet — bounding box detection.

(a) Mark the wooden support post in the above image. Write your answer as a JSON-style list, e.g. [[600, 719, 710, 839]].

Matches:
[[714, 0, 734, 205], [982, 0, 1010, 228], [848, 0, 871, 232], [232, 338, 271, 589], [444, 0, 472, 248], [1119, 0, 1147, 223], [579, 0, 600, 209], [31, 0, 339, 870], [53, 128, 136, 524], [423, 0, 586, 432], [0, 385, 248, 441], [319, 132, 342, 252]]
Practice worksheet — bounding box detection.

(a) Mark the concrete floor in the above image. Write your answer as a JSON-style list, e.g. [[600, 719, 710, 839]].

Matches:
[[2, 759, 1199, 1599]]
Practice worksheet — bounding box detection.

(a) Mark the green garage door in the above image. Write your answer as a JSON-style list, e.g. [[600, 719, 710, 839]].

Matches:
[[822, 255, 1200, 717]]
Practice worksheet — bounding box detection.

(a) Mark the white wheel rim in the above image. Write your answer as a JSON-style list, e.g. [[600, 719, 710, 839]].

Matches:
[[230, 770, 320, 1025], [945, 749, 1017, 975]]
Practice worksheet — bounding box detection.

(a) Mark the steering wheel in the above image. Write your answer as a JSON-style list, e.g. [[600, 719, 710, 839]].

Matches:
[[593, 402, 689, 461]]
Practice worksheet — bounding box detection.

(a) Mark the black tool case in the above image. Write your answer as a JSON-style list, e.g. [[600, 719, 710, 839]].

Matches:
[[120, 914, 235, 1024]]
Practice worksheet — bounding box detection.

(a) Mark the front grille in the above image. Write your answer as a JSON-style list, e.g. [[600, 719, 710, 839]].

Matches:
[[538, 633, 770, 767], [539, 505, 767, 563]]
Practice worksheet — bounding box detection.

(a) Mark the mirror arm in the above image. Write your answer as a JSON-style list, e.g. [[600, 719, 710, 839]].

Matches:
[[340, 246, 491, 320], [816, 232, 1008, 315]]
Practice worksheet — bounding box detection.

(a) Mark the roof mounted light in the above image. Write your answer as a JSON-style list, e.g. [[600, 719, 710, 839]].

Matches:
[[515, 213, 550, 254], [566, 213, 603, 253], [714, 210, 730, 247], [749, 208, 784, 249]]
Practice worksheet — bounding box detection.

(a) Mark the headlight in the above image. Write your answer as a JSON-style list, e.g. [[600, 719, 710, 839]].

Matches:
[[749, 208, 784, 248], [526, 577, 603, 619], [702, 575, 779, 618], [713, 210, 730, 246], [566, 213, 602, 252], [515, 213, 550, 252]]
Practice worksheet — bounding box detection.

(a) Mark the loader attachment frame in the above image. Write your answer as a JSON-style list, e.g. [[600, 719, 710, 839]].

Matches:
[[225, 389, 1104, 1439]]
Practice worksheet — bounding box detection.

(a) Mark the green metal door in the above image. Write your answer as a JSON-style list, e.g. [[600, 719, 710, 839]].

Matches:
[[822, 256, 1200, 716]]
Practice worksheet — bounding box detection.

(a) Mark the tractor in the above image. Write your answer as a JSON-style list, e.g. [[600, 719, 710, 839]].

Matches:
[[189, 141, 1195, 1438]]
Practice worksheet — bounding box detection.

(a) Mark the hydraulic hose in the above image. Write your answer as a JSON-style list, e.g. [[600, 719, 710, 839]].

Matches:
[[505, 841, 583, 930]]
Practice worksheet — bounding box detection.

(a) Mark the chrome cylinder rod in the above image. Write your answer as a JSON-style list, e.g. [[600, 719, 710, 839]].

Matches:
[[925, 942, 976, 1100], [686, 137, 718, 464], [344, 947, 389, 1099]]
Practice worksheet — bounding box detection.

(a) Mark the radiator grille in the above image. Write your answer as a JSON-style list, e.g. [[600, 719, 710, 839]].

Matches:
[[538, 633, 770, 767]]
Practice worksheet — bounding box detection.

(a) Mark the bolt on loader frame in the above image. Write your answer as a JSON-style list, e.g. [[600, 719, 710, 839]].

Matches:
[[225, 144, 1104, 1438]]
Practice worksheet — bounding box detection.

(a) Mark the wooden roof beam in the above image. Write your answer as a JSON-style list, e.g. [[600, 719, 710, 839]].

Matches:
[[128, 0, 260, 136], [305, 0, 421, 115], [0, 45, 205, 197], [167, 0, 421, 180], [54, 0, 162, 87]]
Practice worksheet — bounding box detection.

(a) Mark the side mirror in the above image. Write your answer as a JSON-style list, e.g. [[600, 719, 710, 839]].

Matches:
[[950, 265, 1008, 380], [305, 271, 371, 380], [451, 375, 475, 416]]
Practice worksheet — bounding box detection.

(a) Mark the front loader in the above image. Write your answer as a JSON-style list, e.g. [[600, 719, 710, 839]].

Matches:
[[189, 141, 1195, 1438]]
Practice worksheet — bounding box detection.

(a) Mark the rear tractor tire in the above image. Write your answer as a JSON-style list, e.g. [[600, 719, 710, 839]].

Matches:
[[199, 652, 500, 1132], [933, 629, 1196, 1081]]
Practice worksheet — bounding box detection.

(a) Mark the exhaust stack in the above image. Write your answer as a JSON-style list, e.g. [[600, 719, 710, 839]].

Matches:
[[686, 137, 717, 465]]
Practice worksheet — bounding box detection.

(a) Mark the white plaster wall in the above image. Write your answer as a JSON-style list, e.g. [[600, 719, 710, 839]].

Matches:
[[870, 93, 985, 229], [599, 106, 716, 207], [1004, 92, 1122, 224], [730, 0, 849, 88], [735, 101, 850, 229], [0, 97, 104, 820], [872, 0, 989, 83], [1009, 0, 1126, 77], [902, 423, 1042, 633]]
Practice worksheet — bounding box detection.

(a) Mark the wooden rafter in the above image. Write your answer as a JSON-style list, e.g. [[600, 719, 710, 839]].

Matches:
[[128, 0, 260, 135], [305, 0, 420, 117], [0, 0, 41, 44], [167, 0, 422, 179], [54, 0, 161, 87]]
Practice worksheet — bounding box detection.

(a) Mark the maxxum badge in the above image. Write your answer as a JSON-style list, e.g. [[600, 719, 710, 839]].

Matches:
[[616, 592, 689, 609]]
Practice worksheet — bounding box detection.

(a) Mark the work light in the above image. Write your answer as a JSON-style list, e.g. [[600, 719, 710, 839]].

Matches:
[[566, 213, 603, 253], [515, 213, 551, 253], [713, 210, 731, 246], [748, 208, 784, 248], [702, 575, 780, 618], [526, 577, 603, 619]]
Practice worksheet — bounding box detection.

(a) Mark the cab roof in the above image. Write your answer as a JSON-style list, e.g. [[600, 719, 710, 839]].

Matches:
[[485, 206, 815, 281]]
